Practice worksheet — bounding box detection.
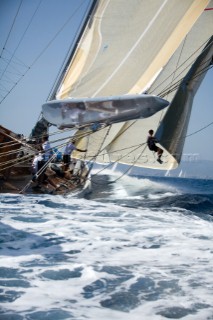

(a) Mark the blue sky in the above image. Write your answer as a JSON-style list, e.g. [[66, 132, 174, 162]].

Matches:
[[0, 0, 212, 161]]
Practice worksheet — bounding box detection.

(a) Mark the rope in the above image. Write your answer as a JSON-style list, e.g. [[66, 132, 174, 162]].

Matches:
[[17, 124, 109, 193], [159, 60, 212, 99], [0, 124, 103, 171], [0, 0, 88, 104], [186, 121, 213, 138], [1, 37, 212, 186], [0, 0, 43, 83], [0, 140, 21, 147], [1, 118, 212, 191], [87, 118, 213, 185], [89, 142, 147, 185], [0, 1, 23, 57], [1, 115, 212, 174], [19, 152, 57, 194], [149, 37, 212, 97], [43, 119, 213, 185], [0, 154, 33, 171]]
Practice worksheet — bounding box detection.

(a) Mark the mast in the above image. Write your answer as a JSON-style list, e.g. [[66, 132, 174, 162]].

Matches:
[[47, 0, 98, 102]]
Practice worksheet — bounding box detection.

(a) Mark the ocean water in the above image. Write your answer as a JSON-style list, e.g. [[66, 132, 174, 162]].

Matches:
[[0, 172, 213, 320]]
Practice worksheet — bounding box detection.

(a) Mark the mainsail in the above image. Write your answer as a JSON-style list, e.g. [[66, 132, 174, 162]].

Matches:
[[43, 0, 213, 170]]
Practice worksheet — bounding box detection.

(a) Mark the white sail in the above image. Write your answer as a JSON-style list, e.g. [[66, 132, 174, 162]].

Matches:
[[47, 0, 212, 170]]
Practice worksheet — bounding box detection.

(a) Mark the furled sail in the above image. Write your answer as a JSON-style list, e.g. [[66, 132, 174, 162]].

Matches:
[[42, 94, 169, 128], [45, 0, 212, 170]]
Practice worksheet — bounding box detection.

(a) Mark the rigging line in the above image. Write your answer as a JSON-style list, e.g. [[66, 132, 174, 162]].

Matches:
[[173, 35, 187, 87], [152, 45, 183, 127], [73, 121, 141, 179], [106, 144, 148, 184], [186, 121, 213, 138], [159, 37, 213, 95], [90, 119, 213, 160], [90, 121, 213, 183], [47, 125, 114, 158], [93, 142, 146, 174], [0, 0, 43, 82], [84, 125, 112, 174], [0, 0, 23, 57], [0, 148, 29, 158], [158, 35, 187, 106], [0, 140, 20, 147], [46, 0, 94, 101], [0, 146, 34, 158], [0, 72, 19, 85], [30, 127, 74, 143], [46, 127, 74, 138], [88, 122, 149, 183], [20, 127, 100, 162], [158, 61, 212, 99], [0, 0, 87, 105], [0, 56, 28, 75], [86, 142, 147, 159], [0, 144, 34, 157], [0, 143, 67, 171], [19, 153, 56, 194], [0, 156, 34, 172], [0, 56, 28, 78], [3, 118, 212, 173], [118, 148, 148, 181], [0, 74, 24, 104], [3, 119, 212, 176], [0, 152, 25, 162], [148, 120, 213, 147], [49, 125, 105, 145], [90, 142, 147, 185], [0, 154, 33, 170], [0, 48, 28, 68], [89, 119, 213, 178], [0, 81, 9, 90], [161, 65, 212, 100], [77, 120, 138, 165], [30, 0, 87, 69], [158, 56, 212, 97], [0, 76, 19, 87], [0, 67, 23, 78], [2, 48, 29, 68], [149, 37, 212, 96], [0, 129, 37, 153], [1, 126, 133, 174], [0, 133, 138, 166], [0, 145, 63, 173]]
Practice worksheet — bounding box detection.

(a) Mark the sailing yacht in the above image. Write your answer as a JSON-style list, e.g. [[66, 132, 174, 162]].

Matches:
[[43, 0, 213, 170], [0, 0, 212, 194]]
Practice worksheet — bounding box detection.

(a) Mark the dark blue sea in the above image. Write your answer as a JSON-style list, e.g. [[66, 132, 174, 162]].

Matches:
[[0, 172, 213, 320]]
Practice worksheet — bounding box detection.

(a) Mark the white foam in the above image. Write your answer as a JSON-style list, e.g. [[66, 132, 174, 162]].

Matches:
[[0, 193, 212, 319]]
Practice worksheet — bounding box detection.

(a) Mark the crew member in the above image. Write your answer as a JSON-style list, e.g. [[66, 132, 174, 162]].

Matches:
[[63, 140, 87, 168], [147, 129, 163, 164]]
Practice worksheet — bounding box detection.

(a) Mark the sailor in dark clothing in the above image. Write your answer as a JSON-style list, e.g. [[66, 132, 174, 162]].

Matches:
[[147, 129, 163, 164]]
